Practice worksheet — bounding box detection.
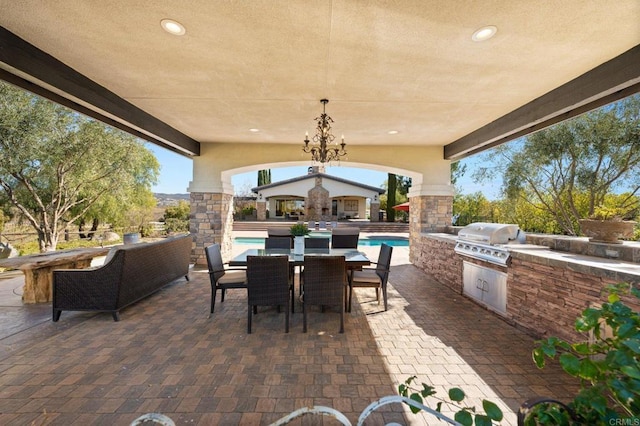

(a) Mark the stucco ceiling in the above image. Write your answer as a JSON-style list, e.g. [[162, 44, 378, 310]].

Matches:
[[0, 1, 639, 159]]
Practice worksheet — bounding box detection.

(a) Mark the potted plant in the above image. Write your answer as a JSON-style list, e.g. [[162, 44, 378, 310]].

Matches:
[[290, 223, 310, 254], [579, 206, 637, 244], [523, 283, 640, 424]]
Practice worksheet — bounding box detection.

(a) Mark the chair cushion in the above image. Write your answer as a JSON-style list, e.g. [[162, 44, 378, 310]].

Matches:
[[351, 269, 380, 284], [218, 270, 247, 284]]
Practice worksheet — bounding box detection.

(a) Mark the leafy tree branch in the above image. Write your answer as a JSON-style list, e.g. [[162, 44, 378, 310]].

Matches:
[[0, 82, 159, 251]]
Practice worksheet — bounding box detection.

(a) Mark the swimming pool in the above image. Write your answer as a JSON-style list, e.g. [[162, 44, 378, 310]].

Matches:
[[233, 236, 409, 247]]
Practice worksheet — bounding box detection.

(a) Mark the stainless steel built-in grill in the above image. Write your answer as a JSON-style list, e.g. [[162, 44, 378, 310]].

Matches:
[[454, 222, 523, 266]]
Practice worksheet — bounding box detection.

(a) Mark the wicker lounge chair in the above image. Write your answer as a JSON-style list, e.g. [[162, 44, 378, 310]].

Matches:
[[52, 234, 192, 322]]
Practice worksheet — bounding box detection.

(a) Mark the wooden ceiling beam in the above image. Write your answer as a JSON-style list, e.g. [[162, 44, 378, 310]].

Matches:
[[0, 26, 200, 157], [445, 45, 640, 161]]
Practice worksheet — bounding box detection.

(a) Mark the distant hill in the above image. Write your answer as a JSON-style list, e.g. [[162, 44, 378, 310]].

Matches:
[[155, 193, 189, 200], [154, 193, 189, 207]]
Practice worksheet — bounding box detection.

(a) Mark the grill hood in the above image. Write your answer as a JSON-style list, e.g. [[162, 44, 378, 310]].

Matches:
[[455, 223, 524, 266], [457, 223, 522, 245]]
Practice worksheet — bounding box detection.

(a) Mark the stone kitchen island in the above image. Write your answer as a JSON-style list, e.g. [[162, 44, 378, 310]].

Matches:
[[411, 231, 640, 342]]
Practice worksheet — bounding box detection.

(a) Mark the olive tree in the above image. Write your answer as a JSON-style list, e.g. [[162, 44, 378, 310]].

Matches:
[[0, 82, 159, 251], [475, 95, 640, 235], [452, 192, 494, 226]]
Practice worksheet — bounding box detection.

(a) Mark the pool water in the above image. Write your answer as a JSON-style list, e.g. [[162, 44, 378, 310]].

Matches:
[[233, 236, 409, 247]]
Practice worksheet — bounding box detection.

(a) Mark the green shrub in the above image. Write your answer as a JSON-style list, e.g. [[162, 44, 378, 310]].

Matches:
[[164, 218, 189, 233], [528, 283, 640, 424], [163, 200, 190, 221], [399, 376, 503, 425], [15, 237, 111, 256]]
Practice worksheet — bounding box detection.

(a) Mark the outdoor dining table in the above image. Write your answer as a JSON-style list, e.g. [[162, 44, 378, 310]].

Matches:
[[230, 248, 370, 312], [229, 248, 371, 268]]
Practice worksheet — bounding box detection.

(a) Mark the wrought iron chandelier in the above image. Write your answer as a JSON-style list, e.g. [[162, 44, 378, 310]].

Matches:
[[302, 99, 347, 164]]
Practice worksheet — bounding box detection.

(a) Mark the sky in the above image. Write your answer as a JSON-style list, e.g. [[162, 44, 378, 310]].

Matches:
[[148, 144, 500, 199]]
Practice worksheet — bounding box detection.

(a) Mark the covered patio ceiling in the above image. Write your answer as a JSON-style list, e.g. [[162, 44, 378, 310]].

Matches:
[[0, 1, 639, 161]]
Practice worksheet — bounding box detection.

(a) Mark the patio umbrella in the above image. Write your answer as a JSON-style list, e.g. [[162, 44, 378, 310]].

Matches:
[[392, 202, 409, 211]]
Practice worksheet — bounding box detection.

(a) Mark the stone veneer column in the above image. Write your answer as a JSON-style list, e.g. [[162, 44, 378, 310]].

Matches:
[[409, 195, 453, 263], [256, 201, 267, 221], [307, 176, 330, 221], [369, 203, 380, 222], [190, 191, 234, 265]]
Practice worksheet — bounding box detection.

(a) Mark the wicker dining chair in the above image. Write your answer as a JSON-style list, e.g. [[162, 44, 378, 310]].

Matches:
[[348, 243, 393, 312], [301, 255, 347, 333], [267, 227, 292, 237], [264, 237, 296, 305], [304, 237, 330, 249], [205, 244, 247, 316], [265, 236, 293, 249], [246, 255, 292, 333], [331, 227, 360, 249]]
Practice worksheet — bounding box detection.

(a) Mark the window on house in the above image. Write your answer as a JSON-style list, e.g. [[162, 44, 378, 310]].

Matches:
[[344, 200, 358, 211], [276, 199, 305, 217]]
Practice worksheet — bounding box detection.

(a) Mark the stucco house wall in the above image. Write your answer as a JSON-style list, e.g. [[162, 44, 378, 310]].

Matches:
[[253, 172, 383, 220]]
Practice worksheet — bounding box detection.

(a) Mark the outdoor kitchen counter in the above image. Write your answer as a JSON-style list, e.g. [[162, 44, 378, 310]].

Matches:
[[509, 245, 640, 283], [414, 232, 640, 341], [417, 232, 640, 284]]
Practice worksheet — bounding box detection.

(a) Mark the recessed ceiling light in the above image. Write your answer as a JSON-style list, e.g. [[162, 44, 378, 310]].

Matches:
[[472, 25, 497, 42], [249, 128, 260, 133], [161, 19, 186, 36], [388, 130, 399, 135]]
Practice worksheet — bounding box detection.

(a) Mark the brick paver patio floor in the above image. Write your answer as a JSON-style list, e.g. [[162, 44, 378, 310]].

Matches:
[[0, 244, 579, 425]]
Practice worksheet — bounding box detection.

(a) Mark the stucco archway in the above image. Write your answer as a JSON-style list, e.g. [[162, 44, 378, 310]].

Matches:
[[187, 147, 454, 265]]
